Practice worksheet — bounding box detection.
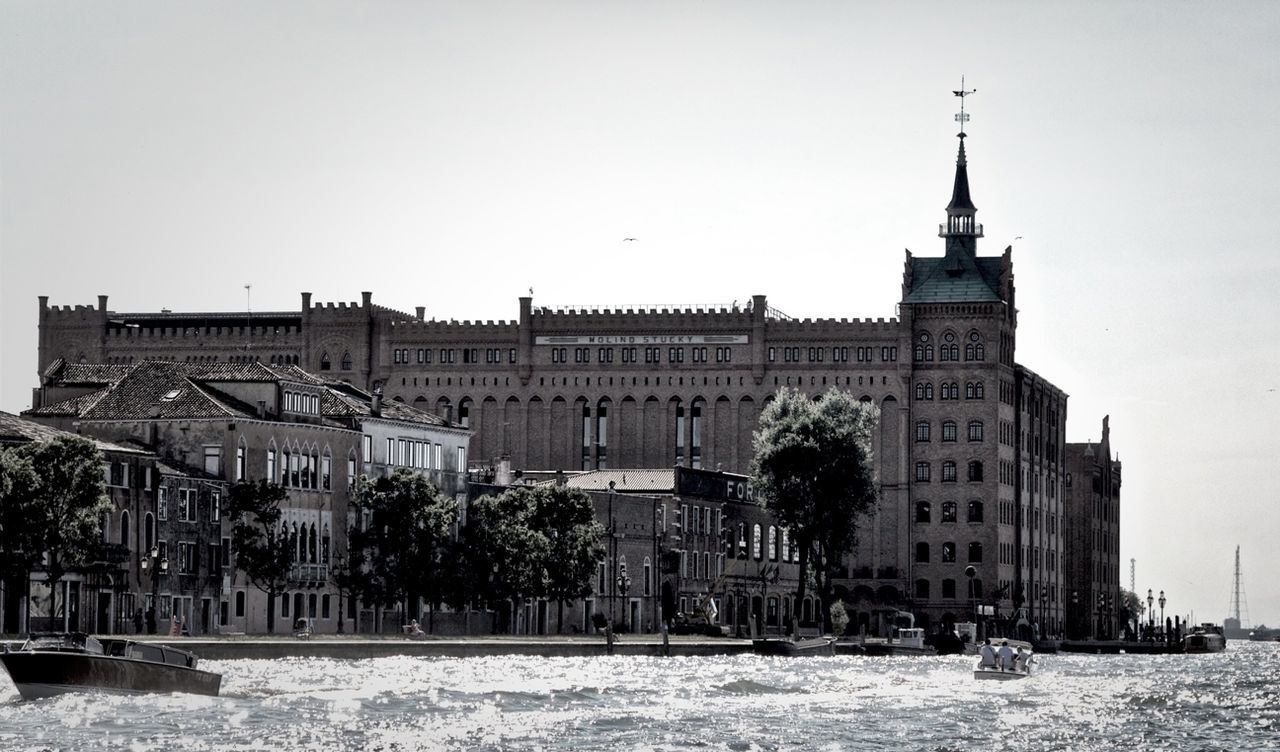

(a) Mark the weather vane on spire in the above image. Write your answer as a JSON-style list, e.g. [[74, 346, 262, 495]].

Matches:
[[953, 75, 976, 139]]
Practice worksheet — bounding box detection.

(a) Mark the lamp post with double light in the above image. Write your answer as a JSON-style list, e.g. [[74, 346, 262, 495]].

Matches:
[[140, 546, 168, 634], [616, 562, 631, 633], [1147, 588, 1155, 641]]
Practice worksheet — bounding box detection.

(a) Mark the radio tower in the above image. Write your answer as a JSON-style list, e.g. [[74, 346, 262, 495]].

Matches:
[[1228, 545, 1249, 630]]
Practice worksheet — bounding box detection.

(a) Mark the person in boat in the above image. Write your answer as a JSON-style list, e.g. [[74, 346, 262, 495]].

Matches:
[[996, 640, 1014, 670], [1013, 646, 1028, 671], [978, 638, 997, 668]]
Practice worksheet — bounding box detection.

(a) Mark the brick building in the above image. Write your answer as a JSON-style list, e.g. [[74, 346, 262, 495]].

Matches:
[[1063, 416, 1122, 639], [33, 122, 1093, 636]]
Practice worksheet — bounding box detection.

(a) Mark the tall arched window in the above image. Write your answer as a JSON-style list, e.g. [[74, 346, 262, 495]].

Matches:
[[941, 542, 956, 563], [915, 579, 930, 599], [752, 524, 763, 560], [120, 510, 130, 548], [915, 542, 930, 562], [319, 352, 331, 371], [340, 352, 352, 370], [968, 542, 983, 562]]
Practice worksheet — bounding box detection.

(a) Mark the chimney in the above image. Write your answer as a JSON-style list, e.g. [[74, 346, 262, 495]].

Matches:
[[257, 400, 266, 419], [415, 306, 425, 320], [371, 388, 382, 417], [496, 457, 512, 486], [443, 404, 453, 423]]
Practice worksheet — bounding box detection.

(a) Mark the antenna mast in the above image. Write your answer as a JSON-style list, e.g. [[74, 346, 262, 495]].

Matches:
[[1229, 545, 1249, 627]]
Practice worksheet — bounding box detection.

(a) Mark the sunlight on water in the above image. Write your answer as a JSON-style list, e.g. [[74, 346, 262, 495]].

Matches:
[[1, 641, 1277, 750]]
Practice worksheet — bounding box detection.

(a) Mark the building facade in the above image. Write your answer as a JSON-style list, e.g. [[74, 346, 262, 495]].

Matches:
[[25, 361, 470, 635], [1063, 416, 1123, 640], [34, 120, 1098, 636]]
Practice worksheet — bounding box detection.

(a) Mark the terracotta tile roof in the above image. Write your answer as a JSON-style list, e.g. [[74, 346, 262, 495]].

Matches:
[[0, 410, 144, 454]]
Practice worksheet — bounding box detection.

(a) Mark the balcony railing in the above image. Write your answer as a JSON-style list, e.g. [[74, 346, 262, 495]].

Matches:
[[287, 563, 330, 585]]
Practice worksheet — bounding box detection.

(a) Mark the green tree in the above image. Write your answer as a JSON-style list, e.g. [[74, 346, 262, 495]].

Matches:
[[228, 479, 293, 633], [455, 488, 547, 633], [531, 485, 605, 633], [2, 437, 113, 627], [347, 469, 458, 632], [0, 448, 41, 587], [750, 387, 879, 633]]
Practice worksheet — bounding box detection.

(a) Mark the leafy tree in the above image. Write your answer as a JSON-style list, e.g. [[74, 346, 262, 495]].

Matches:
[[1, 437, 112, 627], [750, 387, 879, 633], [228, 479, 293, 633], [455, 488, 547, 633], [0, 449, 41, 586], [347, 469, 458, 632], [530, 485, 605, 633]]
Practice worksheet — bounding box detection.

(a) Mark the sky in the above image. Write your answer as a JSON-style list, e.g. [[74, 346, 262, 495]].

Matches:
[[3, 1, 1279, 628]]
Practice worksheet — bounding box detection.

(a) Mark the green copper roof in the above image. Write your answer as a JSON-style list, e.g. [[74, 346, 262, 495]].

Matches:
[[903, 254, 1004, 303]]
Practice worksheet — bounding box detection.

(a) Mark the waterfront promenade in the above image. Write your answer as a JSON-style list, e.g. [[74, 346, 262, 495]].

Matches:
[[102, 633, 756, 660]]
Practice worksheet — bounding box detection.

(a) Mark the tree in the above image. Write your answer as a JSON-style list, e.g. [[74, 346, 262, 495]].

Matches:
[[454, 488, 547, 633], [347, 469, 458, 632], [228, 479, 293, 633], [530, 485, 605, 633], [1, 437, 112, 628], [750, 387, 879, 633]]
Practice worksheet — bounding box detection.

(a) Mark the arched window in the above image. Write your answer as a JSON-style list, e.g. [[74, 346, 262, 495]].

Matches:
[[144, 512, 155, 552], [941, 542, 956, 563], [941, 501, 957, 522], [942, 579, 957, 599], [319, 352, 331, 371], [752, 524, 763, 560], [768, 526, 777, 560], [915, 542, 930, 562], [914, 382, 926, 400], [968, 501, 984, 522], [968, 542, 983, 563], [968, 420, 984, 442], [915, 579, 930, 599], [915, 421, 930, 442], [942, 420, 957, 442], [968, 461, 984, 482], [120, 510, 130, 548], [942, 460, 957, 482], [915, 501, 931, 523]]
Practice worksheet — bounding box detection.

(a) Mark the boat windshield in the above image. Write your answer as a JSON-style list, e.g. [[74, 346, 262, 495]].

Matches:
[[24, 632, 104, 654]]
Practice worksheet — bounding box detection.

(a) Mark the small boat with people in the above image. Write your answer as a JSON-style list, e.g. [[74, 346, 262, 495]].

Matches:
[[1182, 624, 1227, 654], [1, 632, 221, 700], [972, 638, 1033, 681]]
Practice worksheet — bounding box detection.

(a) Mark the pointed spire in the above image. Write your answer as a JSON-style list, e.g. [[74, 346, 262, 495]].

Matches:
[[940, 77, 982, 255]]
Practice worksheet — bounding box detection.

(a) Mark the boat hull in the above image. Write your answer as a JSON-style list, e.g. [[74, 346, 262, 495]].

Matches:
[[752, 637, 835, 656], [2, 650, 221, 700], [973, 666, 1030, 681]]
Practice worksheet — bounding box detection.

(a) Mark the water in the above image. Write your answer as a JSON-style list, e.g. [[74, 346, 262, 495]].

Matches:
[[2, 641, 1277, 751]]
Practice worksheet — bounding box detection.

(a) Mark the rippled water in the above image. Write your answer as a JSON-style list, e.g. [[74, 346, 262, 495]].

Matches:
[[2, 640, 1277, 751]]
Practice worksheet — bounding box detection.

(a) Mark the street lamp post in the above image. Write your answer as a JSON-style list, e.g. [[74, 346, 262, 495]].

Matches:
[[1158, 590, 1166, 643], [140, 546, 168, 635], [616, 563, 631, 633], [1147, 589, 1155, 641]]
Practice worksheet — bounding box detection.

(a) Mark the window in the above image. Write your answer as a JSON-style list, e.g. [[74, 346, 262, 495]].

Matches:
[[235, 591, 245, 617], [209, 491, 220, 522], [915, 542, 930, 562], [915, 462, 930, 482], [915, 421, 930, 442], [942, 461, 957, 483], [942, 579, 957, 599], [968, 542, 983, 562], [752, 524, 763, 560], [158, 488, 168, 520], [968, 421, 984, 442], [968, 501, 984, 522], [942, 421, 957, 442], [768, 526, 778, 561], [320, 353, 331, 371], [941, 542, 956, 563], [915, 502, 931, 523], [968, 461, 984, 482], [942, 501, 957, 522], [203, 446, 221, 476], [915, 579, 930, 599]]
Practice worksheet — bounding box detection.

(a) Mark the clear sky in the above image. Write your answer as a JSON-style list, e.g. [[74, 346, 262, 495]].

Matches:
[[3, 1, 1278, 628]]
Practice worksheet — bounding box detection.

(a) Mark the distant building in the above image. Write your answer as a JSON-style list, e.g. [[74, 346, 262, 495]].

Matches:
[[34, 113, 1096, 637], [25, 361, 470, 635], [1062, 416, 1122, 640]]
